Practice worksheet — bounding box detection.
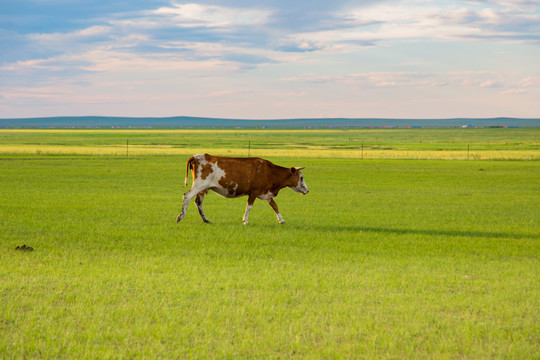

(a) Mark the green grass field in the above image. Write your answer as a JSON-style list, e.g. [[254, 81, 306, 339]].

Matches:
[[1, 129, 539, 358], [1, 128, 539, 159]]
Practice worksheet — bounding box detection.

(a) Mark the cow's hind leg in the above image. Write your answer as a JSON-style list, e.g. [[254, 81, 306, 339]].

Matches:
[[268, 199, 286, 224], [177, 186, 206, 223], [195, 192, 211, 223]]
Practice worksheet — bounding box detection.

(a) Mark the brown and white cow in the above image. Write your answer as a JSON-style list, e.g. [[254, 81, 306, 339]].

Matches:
[[176, 154, 309, 224]]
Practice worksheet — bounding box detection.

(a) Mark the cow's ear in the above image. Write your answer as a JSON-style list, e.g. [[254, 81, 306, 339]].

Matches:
[[290, 167, 297, 174]]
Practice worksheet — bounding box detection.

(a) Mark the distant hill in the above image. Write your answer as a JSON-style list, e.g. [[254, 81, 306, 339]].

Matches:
[[0, 116, 538, 128]]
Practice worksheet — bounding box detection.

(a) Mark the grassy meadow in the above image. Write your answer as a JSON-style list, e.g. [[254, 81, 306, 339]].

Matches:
[[1, 128, 539, 358], [1, 127, 539, 159]]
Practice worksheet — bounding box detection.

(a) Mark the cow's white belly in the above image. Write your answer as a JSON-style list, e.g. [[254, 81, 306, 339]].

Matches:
[[211, 184, 242, 198], [257, 191, 275, 201]]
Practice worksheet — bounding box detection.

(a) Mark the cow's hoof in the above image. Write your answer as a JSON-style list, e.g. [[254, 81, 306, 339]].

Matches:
[[279, 221, 286, 225], [203, 219, 212, 224], [176, 215, 183, 223]]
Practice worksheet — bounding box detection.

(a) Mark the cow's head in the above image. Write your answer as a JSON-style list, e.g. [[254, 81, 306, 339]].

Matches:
[[289, 167, 309, 195]]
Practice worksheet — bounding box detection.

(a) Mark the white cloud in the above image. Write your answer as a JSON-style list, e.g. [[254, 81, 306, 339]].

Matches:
[[28, 25, 112, 45], [468, 0, 540, 11], [284, 0, 540, 52], [479, 80, 503, 87], [1, 4, 283, 81], [151, 3, 272, 28], [500, 88, 527, 95], [518, 76, 540, 87], [281, 70, 540, 92]]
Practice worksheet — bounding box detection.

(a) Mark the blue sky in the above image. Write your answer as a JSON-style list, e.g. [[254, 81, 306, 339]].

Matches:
[[1, 0, 539, 119]]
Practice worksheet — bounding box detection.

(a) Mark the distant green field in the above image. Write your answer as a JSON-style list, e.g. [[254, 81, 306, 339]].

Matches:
[[1, 130, 539, 358], [1, 128, 539, 159]]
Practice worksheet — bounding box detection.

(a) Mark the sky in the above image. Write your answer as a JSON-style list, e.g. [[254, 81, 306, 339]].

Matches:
[[1, 0, 539, 119]]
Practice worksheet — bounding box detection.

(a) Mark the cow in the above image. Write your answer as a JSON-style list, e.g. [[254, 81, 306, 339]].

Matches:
[[176, 154, 309, 225]]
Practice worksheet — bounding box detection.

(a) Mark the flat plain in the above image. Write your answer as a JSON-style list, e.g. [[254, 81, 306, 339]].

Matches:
[[1, 127, 539, 159], [1, 128, 539, 358]]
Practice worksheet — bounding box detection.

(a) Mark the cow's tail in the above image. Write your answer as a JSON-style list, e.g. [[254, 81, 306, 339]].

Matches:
[[185, 156, 196, 187]]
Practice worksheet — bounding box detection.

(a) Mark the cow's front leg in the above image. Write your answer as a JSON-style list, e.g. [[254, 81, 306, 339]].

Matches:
[[195, 192, 211, 223], [268, 199, 285, 224], [243, 194, 257, 225]]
